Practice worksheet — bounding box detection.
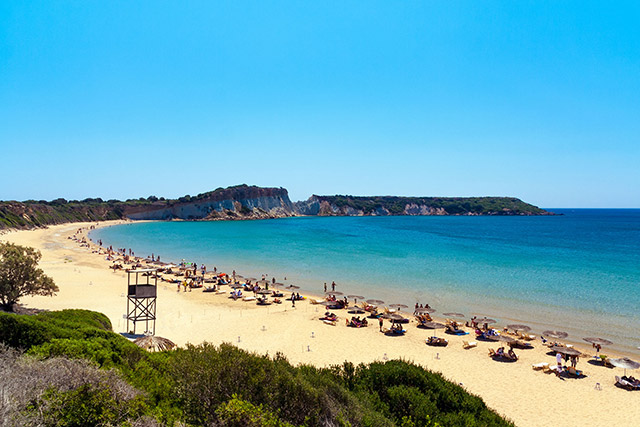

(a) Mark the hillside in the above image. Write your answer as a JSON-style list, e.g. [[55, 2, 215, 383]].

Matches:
[[0, 309, 514, 426], [296, 195, 550, 216], [0, 185, 295, 229]]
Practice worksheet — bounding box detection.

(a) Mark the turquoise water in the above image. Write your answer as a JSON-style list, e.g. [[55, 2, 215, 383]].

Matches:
[[91, 209, 640, 353]]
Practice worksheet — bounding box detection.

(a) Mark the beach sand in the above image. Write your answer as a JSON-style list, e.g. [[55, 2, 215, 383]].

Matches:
[[3, 221, 639, 427]]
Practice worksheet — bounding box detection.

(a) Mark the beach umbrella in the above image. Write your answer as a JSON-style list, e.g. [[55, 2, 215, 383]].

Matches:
[[507, 324, 532, 332], [550, 346, 583, 357], [326, 291, 344, 296], [257, 280, 269, 285], [246, 277, 258, 281], [415, 307, 436, 314], [421, 321, 446, 329], [543, 330, 569, 339], [443, 312, 465, 318], [488, 334, 516, 344], [366, 299, 385, 305], [384, 313, 407, 322], [286, 284, 300, 289], [347, 294, 365, 300], [476, 317, 497, 324], [422, 321, 446, 337], [610, 357, 640, 376], [273, 282, 285, 288], [347, 307, 366, 314], [257, 289, 272, 295], [134, 335, 176, 352], [583, 337, 613, 346], [389, 303, 408, 309]]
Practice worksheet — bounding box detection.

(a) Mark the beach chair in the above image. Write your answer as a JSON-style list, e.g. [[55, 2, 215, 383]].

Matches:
[[531, 362, 549, 371], [519, 332, 536, 341], [462, 341, 477, 349], [600, 355, 614, 368], [566, 366, 583, 377], [488, 348, 496, 357]]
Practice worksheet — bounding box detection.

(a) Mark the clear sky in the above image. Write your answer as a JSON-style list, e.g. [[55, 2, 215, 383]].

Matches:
[[1, 1, 638, 207]]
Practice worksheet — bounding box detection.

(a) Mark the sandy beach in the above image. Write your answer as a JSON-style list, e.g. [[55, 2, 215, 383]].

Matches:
[[2, 221, 639, 427]]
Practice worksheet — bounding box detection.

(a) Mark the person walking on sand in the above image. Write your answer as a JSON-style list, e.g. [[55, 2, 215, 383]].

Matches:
[[379, 317, 384, 332], [331, 281, 336, 292], [324, 283, 327, 293]]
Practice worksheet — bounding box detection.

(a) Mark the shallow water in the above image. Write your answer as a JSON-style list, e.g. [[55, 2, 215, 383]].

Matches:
[[91, 209, 640, 354]]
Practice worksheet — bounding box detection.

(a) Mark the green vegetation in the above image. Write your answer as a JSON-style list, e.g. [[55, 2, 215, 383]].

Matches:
[[0, 242, 58, 311], [0, 309, 513, 426], [318, 195, 549, 216]]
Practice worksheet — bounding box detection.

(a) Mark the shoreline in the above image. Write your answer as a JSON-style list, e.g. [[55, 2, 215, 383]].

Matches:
[[2, 221, 640, 426], [90, 217, 640, 356]]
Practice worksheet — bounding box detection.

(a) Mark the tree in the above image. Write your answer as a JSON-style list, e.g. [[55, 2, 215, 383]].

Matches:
[[0, 242, 58, 311]]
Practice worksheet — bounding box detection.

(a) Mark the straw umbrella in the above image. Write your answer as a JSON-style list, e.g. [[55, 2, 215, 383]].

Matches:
[[389, 303, 409, 309], [134, 335, 176, 352], [507, 324, 531, 332], [347, 294, 365, 303], [366, 299, 385, 305], [610, 357, 640, 376], [489, 334, 516, 344], [583, 337, 613, 346], [326, 291, 343, 296], [347, 307, 366, 314], [550, 346, 583, 357], [383, 313, 407, 321], [543, 330, 569, 339], [422, 321, 446, 337]]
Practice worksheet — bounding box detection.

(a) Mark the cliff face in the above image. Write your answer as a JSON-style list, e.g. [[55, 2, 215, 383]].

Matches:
[[295, 195, 550, 216], [125, 186, 296, 221]]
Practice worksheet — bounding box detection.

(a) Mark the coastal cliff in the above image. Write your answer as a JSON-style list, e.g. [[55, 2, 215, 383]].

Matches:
[[295, 195, 550, 216], [125, 185, 295, 221], [0, 185, 552, 230], [0, 186, 296, 229]]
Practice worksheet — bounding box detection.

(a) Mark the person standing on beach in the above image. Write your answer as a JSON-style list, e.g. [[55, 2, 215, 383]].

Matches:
[[324, 283, 327, 293], [331, 281, 336, 292], [379, 317, 384, 332], [556, 352, 563, 369]]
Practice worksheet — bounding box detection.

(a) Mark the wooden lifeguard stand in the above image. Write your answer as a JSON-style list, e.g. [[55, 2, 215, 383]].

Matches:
[[126, 269, 158, 335]]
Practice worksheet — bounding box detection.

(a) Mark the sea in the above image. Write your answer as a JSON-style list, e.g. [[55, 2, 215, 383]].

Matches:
[[90, 209, 640, 354]]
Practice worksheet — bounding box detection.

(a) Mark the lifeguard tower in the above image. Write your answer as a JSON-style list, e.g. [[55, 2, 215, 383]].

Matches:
[[126, 269, 158, 335]]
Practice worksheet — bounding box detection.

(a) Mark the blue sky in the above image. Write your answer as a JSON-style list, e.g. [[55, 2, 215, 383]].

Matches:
[[1, 1, 638, 207]]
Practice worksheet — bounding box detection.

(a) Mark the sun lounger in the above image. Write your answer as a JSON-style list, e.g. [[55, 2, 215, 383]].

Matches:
[[488, 348, 496, 357], [566, 366, 584, 377], [462, 341, 477, 349], [532, 362, 549, 371], [426, 336, 448, 346], [600, 355, 614, 368], [242, 296, 256, 301], [322, 319, 336, 326], [615, 376, 640, 390], [549, 365, 562, 375]]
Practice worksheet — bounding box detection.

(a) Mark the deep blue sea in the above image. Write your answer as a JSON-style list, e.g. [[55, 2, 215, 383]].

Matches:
[[91, 209, 640, 353]]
